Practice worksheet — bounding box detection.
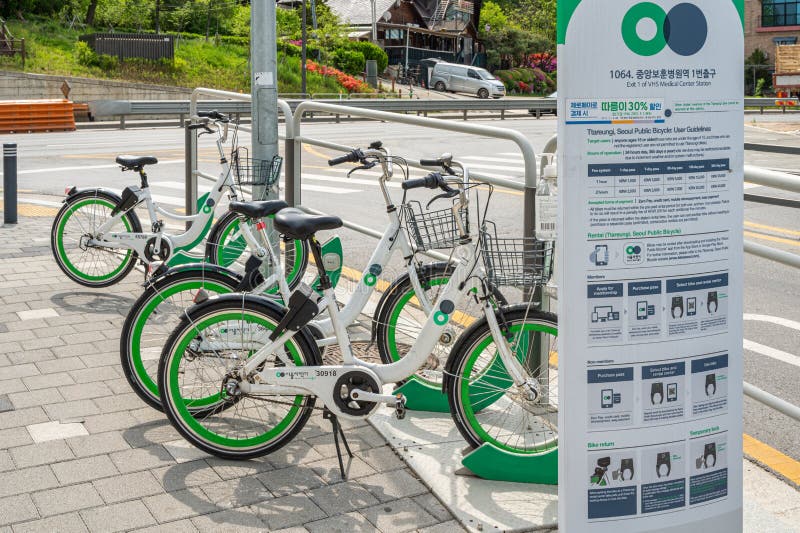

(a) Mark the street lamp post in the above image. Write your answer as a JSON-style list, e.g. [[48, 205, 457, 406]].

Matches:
[[301, 0, 307, 96]]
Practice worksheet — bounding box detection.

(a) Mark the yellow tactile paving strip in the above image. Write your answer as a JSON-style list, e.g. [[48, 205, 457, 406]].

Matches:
[[744, 433, 800, 485], [0, 201, 58, 217]]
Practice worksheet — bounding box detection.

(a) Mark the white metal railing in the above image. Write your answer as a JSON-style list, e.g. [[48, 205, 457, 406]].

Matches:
[[182, 90, 800, 424]]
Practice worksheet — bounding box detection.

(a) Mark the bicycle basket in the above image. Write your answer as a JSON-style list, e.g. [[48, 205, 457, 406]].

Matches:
[[401, 200, 469, 251], [231, 147, 283, 188], [479, 221, 554, 288]]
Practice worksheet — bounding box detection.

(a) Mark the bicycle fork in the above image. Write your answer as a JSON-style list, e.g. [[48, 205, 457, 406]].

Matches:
[[482, 301, 541, 401]]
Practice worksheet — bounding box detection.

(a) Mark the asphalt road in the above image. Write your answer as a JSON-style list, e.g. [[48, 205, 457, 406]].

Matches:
[[1, 115, 798, 471]]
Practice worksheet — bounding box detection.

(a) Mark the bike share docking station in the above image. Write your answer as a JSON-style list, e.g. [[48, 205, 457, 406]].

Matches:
[[394, 325, 559, 485], [391, 154, 560, 486]]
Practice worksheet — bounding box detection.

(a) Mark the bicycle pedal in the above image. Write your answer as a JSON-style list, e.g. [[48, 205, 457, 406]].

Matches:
[[395, 393, 407, 420]]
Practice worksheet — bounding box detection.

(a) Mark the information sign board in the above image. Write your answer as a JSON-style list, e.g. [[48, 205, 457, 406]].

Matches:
[[557, 2, 744, 531]]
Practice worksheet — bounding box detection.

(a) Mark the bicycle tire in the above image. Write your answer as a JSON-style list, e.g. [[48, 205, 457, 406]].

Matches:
[[120, 267, 241, 411], [445, 305, 559, 454], [158, 294, 320, 459], [51, 190, 141, 288]]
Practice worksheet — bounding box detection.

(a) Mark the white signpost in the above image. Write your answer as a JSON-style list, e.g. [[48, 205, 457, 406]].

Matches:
[[557, 1, 744, 531]]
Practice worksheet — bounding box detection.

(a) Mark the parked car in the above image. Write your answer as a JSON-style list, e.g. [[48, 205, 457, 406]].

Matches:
[[430, 62, 505, 99]]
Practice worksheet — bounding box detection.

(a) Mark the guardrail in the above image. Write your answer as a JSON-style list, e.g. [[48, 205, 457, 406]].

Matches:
[[183, 88, 800, 424], [89, 97, 557, 128], [744, 96, 800, 113]]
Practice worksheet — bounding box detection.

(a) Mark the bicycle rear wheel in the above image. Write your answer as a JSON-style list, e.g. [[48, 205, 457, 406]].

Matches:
[[51, 191, 141, 287], [158, 294, 319, 459], [446, 305, 558, 454], [120, 267, 240, 411]]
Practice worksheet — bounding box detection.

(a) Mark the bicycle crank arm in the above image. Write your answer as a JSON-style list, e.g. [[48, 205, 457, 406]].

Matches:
[[349, 389, 404, 406]]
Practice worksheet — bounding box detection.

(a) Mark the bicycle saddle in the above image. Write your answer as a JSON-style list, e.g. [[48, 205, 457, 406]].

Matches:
[[273, 208, 343, 240], [228, 200, 288, 219], [116, 155, 158, 169]]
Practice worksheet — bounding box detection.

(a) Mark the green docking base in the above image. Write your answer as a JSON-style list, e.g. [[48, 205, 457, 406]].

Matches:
[[461, 442, 558, 485], [394, 378, 450, 413]]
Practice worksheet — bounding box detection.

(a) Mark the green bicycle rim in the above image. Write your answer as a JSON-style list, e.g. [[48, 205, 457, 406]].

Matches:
[[130, 279, 234, 398], [386, 276, 448, 387], [459, 321, 558, 454], [56, 198, 133, 282], [167, 311, 305, 448]]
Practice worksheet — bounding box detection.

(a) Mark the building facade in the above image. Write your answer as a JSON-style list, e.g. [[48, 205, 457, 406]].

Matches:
[[745, 0, 800, 63]]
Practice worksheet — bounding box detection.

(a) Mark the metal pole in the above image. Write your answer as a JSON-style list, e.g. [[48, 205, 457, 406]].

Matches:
[[744, 381, 800, 422], [371, 0, 377, 42], [301, 0, 307, 96], [3, 143, 17, 225], [404, 29, 410, 73], [184, 120, 197, 230], [251, 0, 279, 203]]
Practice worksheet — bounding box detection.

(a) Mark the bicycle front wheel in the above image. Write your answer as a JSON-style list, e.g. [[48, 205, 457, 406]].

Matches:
[[120, 267, 241, 411], [375, 262, 483, 388], [446, 305, 558, 454], [158, 294, 319, 459], [51, 191, 140, 288]]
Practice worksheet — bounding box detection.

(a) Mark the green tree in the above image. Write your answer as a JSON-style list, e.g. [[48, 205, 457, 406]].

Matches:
[[518, 0, 556, 44], [479, 1, 509, 37], [483, 26, 549, 70]]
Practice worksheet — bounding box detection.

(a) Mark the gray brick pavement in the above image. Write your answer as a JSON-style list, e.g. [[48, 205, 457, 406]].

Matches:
[[0, 215, 462, 532]]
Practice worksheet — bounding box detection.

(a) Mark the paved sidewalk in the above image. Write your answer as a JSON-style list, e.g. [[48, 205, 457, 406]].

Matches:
[[0, 212, 464, 533]]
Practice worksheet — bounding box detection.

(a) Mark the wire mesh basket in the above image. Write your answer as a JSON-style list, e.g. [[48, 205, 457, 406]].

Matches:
[[401, 200, 470, 251], [480, 221, 554, 288], [231, 147, 283, 188]]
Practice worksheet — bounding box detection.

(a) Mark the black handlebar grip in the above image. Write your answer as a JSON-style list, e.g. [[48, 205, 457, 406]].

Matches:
[[401, 173, 441, 190], [419, 158, 441, 167], [187, 123, 207, 130], [198, 110, 227, 121], [328, 151, 360, 166]]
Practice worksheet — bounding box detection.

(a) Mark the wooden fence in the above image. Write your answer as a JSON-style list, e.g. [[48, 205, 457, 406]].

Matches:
[[0, 19, 25, 68], [79, 33, 174, 61]]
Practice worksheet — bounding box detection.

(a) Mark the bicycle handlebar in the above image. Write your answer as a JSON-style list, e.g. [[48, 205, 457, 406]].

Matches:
[[197, 110, 229, 122], [401, 172, 443, 190], [328, 150, 363, 166]]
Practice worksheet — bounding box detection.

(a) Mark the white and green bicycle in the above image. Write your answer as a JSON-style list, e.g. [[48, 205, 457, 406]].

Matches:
[[119, 144, 476, 411], [50, 111, 301, 287], [156, 154, 558, 466]]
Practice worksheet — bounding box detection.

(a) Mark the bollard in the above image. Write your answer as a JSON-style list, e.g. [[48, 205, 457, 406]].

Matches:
[[3, 143, 17, 225]]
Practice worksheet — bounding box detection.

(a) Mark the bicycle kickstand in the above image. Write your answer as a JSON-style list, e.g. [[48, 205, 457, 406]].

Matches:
[[323, 408, 353, 480]]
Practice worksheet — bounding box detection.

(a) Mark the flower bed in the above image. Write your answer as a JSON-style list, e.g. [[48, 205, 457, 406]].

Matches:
[[306, 60, 372, 93]]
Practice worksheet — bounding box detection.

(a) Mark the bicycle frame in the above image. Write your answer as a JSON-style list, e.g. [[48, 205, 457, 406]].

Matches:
[[232, 241, 528, 421], [86, 125, 238, 265], [236, 151, 434, 340]]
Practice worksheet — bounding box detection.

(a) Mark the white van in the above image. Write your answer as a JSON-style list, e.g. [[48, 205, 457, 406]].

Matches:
[[429, 62, 505, 99]]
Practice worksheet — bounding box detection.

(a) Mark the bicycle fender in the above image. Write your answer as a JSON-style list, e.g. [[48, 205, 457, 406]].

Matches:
[[145, 262, 242, 288], [183, 293, 324, 366], [62, 187, 143, 233]]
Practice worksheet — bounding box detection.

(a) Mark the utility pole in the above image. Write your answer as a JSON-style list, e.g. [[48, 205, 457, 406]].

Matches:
[[371, 0, 377, 42], [155, 0, 161, 34], [301, 0, 307, 96], [250, 0, 279, 203]]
